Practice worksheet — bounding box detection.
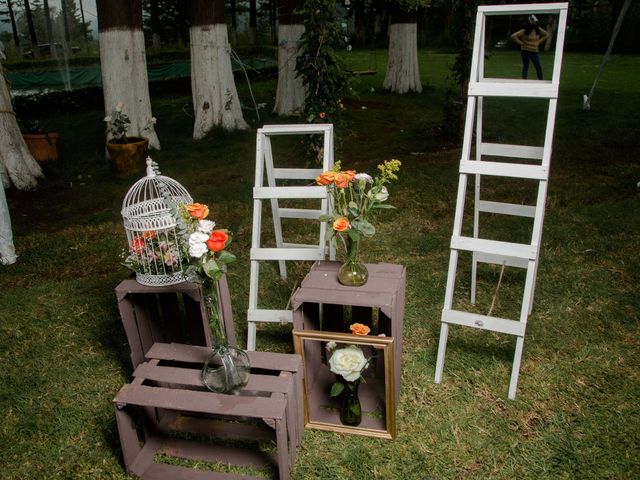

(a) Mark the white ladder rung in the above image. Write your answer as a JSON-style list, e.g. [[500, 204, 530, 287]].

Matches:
[[469, 80, 558, 99], [247, 308, 293, 324], [250, 247, 325, 261], [474, 251, 529, 269], [442, 309, 526, 336], [273, 168, 323, 180], [258, 124, 333, 135], [477, 200, 536, 217], [460, 160, 548, 180], [479, 2, 568, 15], [451, 236, 537, 260], [279, 208, 323, 220], [253, 186, 327, 199], [480, 142, 544, 160]]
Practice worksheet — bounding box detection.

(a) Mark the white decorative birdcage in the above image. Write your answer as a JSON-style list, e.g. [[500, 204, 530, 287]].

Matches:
[[121, 158, 193, 286]]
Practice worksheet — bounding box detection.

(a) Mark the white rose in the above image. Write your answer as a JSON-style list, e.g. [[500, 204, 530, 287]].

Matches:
[[103, 115, 112, 122], [115, 101, 124, 112], [373, 186, 389, 202], [198, 219, 216, 234], [326, 341, 337, 351], [189, 242, 208, 258], [329, 346, 368, 382], [354, 173, 373, 183], [189, 232, 209, 245], [151, 117, 157, 124]]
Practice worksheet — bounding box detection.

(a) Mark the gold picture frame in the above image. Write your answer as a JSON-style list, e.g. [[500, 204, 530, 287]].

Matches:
[[292, 329, 396, 439]]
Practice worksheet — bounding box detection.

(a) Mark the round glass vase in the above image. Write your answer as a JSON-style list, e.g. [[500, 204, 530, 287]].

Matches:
[[339, 379, 362, 426], [337, 237, 368, 287], [201, 343, 251, 394]]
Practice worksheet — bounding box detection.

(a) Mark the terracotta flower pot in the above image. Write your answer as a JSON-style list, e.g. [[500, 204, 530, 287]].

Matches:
[[23, 133, 59, 162], [106, 137, 149, 176]]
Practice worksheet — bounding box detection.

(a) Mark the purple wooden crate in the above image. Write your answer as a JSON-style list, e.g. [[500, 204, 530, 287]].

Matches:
[[113, 343, 303, 480], [292, 261, 406, 427], [115, 276, 237, 368]]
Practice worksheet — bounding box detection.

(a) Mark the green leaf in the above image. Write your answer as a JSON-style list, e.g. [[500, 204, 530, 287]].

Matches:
[[202, 259, 221, 279], [372, 204, 396, 209], [217, 251, 236, 265], [352, 219, 375, 236], [330, 382, 345, 397], [348, 201, 358, 209]]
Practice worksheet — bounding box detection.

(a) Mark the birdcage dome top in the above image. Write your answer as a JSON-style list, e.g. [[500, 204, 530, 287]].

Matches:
[[121, 158, 193, 232]]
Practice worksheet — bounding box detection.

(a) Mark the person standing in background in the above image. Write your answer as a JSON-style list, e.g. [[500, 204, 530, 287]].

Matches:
[[511, 15, 549, 80]]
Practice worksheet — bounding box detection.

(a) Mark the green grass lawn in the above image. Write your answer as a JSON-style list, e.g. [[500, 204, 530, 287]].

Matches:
[[0, 49, 639, 479]]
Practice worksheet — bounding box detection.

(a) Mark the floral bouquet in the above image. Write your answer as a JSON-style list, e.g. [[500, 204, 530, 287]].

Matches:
[[317, 159, 401, 286], [104, 101, 156, 144]]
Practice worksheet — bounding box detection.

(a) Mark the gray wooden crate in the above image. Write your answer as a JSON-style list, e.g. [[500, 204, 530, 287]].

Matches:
[[113, 342, 303, 480], [292, 261, 405, 433], [115, 276, 236, 368]]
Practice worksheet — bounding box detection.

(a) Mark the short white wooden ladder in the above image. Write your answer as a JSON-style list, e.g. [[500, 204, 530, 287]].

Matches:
[[247, 124, 334, 351], [434, 3, 569, 399]]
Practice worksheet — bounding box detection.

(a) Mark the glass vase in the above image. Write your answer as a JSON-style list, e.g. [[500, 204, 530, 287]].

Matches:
[[339, 379, 362, 426], [338, 236, 368, 287], [201, 343, 251, 394]]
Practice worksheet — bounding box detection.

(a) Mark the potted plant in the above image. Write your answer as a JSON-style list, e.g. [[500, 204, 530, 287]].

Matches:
[[19, 118, 59, 162], [104, 102, 152, 175]]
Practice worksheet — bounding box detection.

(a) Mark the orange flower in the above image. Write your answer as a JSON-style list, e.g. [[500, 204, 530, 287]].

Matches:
[[332, 217, 350, 232], [319, 112, 326, 119], [316, 171, 336, 186], [186, 203, 210, 220], [350, 323, 371, 335], [130, 236, 146, 254], [334, 172, 351, 189], [343, 170, 356, 180], [142, 230, 156, 239], [206, 230, 229, 252]]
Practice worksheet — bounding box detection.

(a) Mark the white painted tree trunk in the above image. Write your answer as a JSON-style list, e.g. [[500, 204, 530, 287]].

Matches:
[[384, 23, 422, 94], [0, 63, 43, 190], [190, 24, 248, 140], [273, 24, 305, 115], [0, 182, 17, 264], [99, 30, 160, 149]]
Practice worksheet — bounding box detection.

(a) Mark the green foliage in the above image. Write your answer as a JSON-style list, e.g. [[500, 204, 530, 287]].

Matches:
[[296, 0, 350, 150]]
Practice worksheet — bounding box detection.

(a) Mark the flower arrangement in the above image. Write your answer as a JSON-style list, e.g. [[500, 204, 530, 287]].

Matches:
[[104, 101, 156, 144], [318, 159, 401, 285], [123, 199, 236, 341]]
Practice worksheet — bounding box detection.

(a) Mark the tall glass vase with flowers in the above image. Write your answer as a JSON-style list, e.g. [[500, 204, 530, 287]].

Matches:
[[318, 159, 401, 286]]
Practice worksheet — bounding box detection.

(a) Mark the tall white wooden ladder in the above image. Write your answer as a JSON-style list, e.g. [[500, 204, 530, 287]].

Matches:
[[247, 124, 334, 351], [434, 3, 568, 399]]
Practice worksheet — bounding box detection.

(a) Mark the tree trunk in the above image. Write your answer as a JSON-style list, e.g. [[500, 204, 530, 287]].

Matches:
[[544, 16, 558, 52], [273, 0, 304, 115], [97, 0, 160, 149], [78, 0, 89, 43], [43, 0, 56, 57], [189, 0, 248, 139], [249, 0, 257, 45], [150, 0, 162, 51], [0, 182, 17, 264], [0, 62, 43, 190], [61, 0, 72, 48], [383, 5, 422, 94], [7, 1, 20, 51], [23, 0, 39, 57], [353, 0, 367, 46]]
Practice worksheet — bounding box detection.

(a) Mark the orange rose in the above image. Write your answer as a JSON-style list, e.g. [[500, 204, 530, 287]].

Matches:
[[142, 230, 156, 239], [206, 230, 229, 252], [319, 112, 326, 119], [186, 203, 210, 220], [332, 217, 349, 232], [316, 171, 336, 186], [350, 323, 370, 335], [343, 170, 356, 180], [130, 236, 146, 254], [334, 172, 351, 189]]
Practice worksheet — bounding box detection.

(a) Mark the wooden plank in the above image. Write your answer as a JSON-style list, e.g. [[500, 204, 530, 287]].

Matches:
[[142, 462, 259, 480], [478, 2, 567, 15], [468, 80, 557, 99], [476, 200, 536, 217], [250, 247, 324, 261], [253, 186, 327, 200], [441, 309, 526, 336], [460, 160, 548, 180], [474, 251, 529, 269], [480, 142, 544, 160], [247, 308, 293, 324], [116, 384, 287, 419], [162, 415, 274, 442], [258, 124, 332, 135], [158, 437, 274, 469], [451, 235, 538, 260]]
